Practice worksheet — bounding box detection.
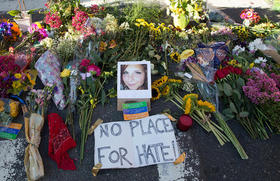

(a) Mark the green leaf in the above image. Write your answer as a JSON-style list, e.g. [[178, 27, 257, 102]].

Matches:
[[223, 108, 232, 115], [92, 54, 103, 63], [217, 83, 224, 92], [229, 102, 238, 114], [232, 89, 241, 100], [7, 10, 21, 17], [223, 82, 233, 96], [101, 89, 106, 106], [27, 8, 40, 14], [237, 78, 245, 88], [239, 111, 249, 118]]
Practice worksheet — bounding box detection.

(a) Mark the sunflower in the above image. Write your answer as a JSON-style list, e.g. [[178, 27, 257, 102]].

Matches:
[[183, 93, 198, 101], [152, 86, 161, 101], [168, 79, 182, 83], [161, 85, 170, 96], [197, 100, 216, 112], [170, 52, 180, 63], [184, 98, 192, 115], [152, 75, 168, 88]]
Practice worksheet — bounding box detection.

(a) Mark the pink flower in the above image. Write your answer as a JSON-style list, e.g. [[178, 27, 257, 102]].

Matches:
[[87, 64, 101, 76], [240, 13, 247, 20], [72, 10, 89, 32], [246, 10, 253, 18], [45, 12, 62, 29]]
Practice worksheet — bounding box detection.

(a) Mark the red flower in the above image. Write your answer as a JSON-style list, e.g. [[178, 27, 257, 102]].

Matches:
[[222, 67, 231, 77], [80, 59, 91, 67], [234, 67, 242, 75], [215, 69, 226, 80]]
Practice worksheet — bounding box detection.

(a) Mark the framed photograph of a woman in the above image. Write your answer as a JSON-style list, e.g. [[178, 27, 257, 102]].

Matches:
[[117, 61, 151, 99]]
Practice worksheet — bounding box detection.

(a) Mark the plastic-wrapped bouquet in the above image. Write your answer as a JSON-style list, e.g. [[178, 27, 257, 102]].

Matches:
[[243, 69, 280, 134], [240, 9, 260, 26]]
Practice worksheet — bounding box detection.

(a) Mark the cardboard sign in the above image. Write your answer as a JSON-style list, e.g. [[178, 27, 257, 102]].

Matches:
[[94, 114, 179, 169], [122, 102, 149, 120]]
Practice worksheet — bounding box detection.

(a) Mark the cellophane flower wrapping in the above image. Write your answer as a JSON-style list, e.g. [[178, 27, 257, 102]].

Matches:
[[35, 50, 66, 110]]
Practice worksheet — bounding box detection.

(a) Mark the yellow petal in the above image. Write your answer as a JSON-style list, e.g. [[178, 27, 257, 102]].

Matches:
[[180, 49, 194, 60], [173, 152, 186, 165]]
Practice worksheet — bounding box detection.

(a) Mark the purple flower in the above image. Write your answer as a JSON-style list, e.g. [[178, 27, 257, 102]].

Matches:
[[243, 70, 280, 104]]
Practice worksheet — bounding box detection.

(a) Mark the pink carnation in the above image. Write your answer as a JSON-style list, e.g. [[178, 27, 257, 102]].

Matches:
[[87, 64, 101, 76]]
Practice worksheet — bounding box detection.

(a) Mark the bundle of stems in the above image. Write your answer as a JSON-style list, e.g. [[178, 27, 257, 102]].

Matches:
[[171, 92, 248, 159]]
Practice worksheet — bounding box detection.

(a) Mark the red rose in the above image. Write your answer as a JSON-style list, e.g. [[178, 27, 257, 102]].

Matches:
[[234, 67, 242, 75], [215, 69, 226, 80], [222, 67, 230, 77]]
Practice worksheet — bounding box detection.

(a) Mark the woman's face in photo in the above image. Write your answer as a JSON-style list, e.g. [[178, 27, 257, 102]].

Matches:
[[122, 64, 145, 90]]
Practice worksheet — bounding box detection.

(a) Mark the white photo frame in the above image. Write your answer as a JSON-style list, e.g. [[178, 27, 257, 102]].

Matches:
[[117, 61, 151, 99]]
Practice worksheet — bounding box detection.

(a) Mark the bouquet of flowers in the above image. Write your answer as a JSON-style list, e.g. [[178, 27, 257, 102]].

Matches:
[[0, 20, 21, 52], [243, 69, 280, 134], [240, 9, 260, 26], [152, 76, 248, 159], [24, 84, 55, 181], [169, 0, 207, 30]]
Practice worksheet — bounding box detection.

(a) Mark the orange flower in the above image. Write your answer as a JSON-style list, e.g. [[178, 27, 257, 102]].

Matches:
[[99, 41, 107, 52], [109, 40, 117, 49], [11, 22, 21, 37]]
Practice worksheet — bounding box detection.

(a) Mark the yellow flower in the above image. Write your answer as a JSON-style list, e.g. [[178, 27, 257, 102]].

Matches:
[[162, 85, 170, 96], [180, 49, 194, 60], [170, 52, 180, 63], [249, 63, 254, 68], [135, 23, 140, 27], [99, 41, 107, 52], [152, 76, 168, 88], [183, 93, 198, 101], [152, 86, 161, 101], [0, 100, 4, 112], [79, 86, 85, 94], [228, 59, 237, 66], [12, 81, 21, 89], [60, 69, 71, 78], [184, 98, 192, 115], [168, 79, 182, 83], [9, 101, 20, 117], [90, 98, 97, 109], [34, 22, 42, 29], [14, 73, 22, 79], [26, 73, 36, 86], [197, 100, 216, 112]]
